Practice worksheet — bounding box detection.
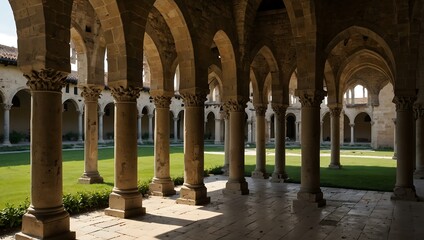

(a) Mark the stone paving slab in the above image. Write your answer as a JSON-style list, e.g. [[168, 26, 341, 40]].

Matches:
[[2, 176, 424, 240]]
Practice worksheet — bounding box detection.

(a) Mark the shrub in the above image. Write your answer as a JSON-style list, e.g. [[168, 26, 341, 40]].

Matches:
[[0, 199, 29, 229], [9, 131, 24, 144], [138, 180, 150, 196], [172, 176, 184, 186], [62, 190, 110, 215], [63, 132, 78, 141]]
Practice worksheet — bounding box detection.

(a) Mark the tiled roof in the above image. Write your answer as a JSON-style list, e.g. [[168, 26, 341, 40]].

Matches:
[[0, 44, 18, 65]]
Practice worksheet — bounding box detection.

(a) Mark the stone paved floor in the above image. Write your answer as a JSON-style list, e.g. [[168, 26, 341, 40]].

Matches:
[[2, 176, 424, 240]]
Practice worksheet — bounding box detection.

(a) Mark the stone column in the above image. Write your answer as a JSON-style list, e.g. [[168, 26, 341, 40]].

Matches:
[[267, 119, 272, 143], [105, 87, 145, 218], [293, 90, 326, 208], [148, 113, 154, 142], [329, 107, 342, 169], [214, 117, 222, 144], [271, 104, 288, 182], [2, 103, 12, 146], [392, 118, 397, 159], [173, 117, 179, 143], [391, 96, 417, 200], [176, 92, 210, 205], [77, 110, 83, 142], [247, 120, 252, 143], [350, 123, 355, 145], [222, 110, 230, 175], [149, 95, 176, 196], [252, 105, 268, 179], [296, 121, 300, 143], [98, 111, 104, 143], [16, 69, 75, 239], [415, 105, 424, 178], [223, 99, 249, 195], [138, 113, 143, 144], [320, 121, 324, 144], [78, 87, 104, 184]]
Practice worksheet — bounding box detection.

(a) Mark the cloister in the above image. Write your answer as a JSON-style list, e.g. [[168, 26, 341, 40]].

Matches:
[[1, 0, 424, 239]]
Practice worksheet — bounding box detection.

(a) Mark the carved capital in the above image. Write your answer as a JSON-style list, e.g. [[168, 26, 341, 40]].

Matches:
[[271, 104, 288, 116], [254, 105, 267, 116], [110, 86, 141, 102], [296, 89, 326, 107], [220, 109, 229, 119], [81, 86, 102, 102], [98, 111, 105, 117], [223, 99, 247, 112], [24, 69, 67, 91], [3, 103, 12, 111], [181, 92, 207, 107], [153, 95, 172, 108], [393, 96, 416, 111], [330, 107, 342, 117], [414, 104, 424, 119]]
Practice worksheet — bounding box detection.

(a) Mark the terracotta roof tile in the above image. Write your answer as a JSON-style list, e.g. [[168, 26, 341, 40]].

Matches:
[[0, 44, 18, 61]]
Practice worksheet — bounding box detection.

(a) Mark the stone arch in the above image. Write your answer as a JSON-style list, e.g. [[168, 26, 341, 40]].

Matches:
[[212, 30, 238, 99], [9, 0, 73, 73], [9, 89, 31, 140], [144, 32, 166, 92], [8, 86, 30, 105], [62, 98, 80, 140], [88, 1, 151, 86], [62, 97, 82, 112], [354, 112, 372, 143], [154, 0, 200, 91]]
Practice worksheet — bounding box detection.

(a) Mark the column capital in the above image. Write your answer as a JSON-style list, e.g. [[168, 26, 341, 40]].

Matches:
[[414, 103, 424, 119], [181, 92, 207, 107], [271, 104, 288, 116], [393, 96, 416, 111], [110, 86, 141, 102], [295, 89, 326, 107], [349, 123, 355, 127], [173, 117, 179, 121], [223, 98, 247, 112], [24, 69, 67, 92], [81, 86, 102, 102], [98, 111, 105, 117], [3, 103, 12, 111], [148, 113, 154, 118], [153, 95, 172, 108], [329, 107, 342, 117], [254, 104, 267, 116]]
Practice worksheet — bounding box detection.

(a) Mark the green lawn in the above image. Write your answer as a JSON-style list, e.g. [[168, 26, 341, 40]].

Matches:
[[0, 146, 396, 209]]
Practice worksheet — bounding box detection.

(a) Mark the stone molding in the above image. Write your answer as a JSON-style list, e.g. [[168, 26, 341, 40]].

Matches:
[[223, 99, 247, 112], [153, 95, 172, 108], [254, 105, 267, 116], [110, 86, 141, 102], [271, 104, 288, 116], [393, 96, 416, 111], [181, 92, 207, 107], [24, 69, 67, 91], [81, 87, 102, 102], [296, 90, 326, 107], [330, 107, 342, 117], [3, 103, 13, 111]]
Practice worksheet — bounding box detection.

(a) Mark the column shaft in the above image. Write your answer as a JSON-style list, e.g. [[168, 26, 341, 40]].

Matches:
[[350, 124, 355, 145], [222, 111, 230, 175], [271, 104, 288, 182], [78, 111, 83, 141], [148, 114, 153, 142], [138, 114, 143, 144], [3, 104, 11, 146], [392, 96, 417, 200], [214, 118, 222, 144], [173, 117, 179, 143], [329, 107, 342, 169], [252, 105, 268, 179], [79, 87, 103, 184], [98, 112, 104, 143], [176, 92, 210, 205], [150, 96, 175, 196], [415, 106, 424, 178], [17, 70, 75, 240], [294, 90, 326, 208], [223, 100, 249, 195], [105, 87, 145, 218]]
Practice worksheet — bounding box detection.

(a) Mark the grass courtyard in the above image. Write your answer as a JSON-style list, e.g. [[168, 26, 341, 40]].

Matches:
[[0, 146, 396, 209]]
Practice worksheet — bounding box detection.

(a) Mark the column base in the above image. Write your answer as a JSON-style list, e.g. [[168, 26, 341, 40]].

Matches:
[[293, 191, 326, 208], [270, 172, 288, 183], [328, 164, 342, 169], [105, 191, 145, 218], [392, 154, 397, 160], [391, 186, 418, 201], [2, 141, 11, 147], [414, 169, 424, 179], [78, 172, 104, 184], [149, 178, 176, 196], [16, 207, 75, 240], [223, 180, 249, 195], [176, 184, 210, 205], [251, 170, 269, 179]]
